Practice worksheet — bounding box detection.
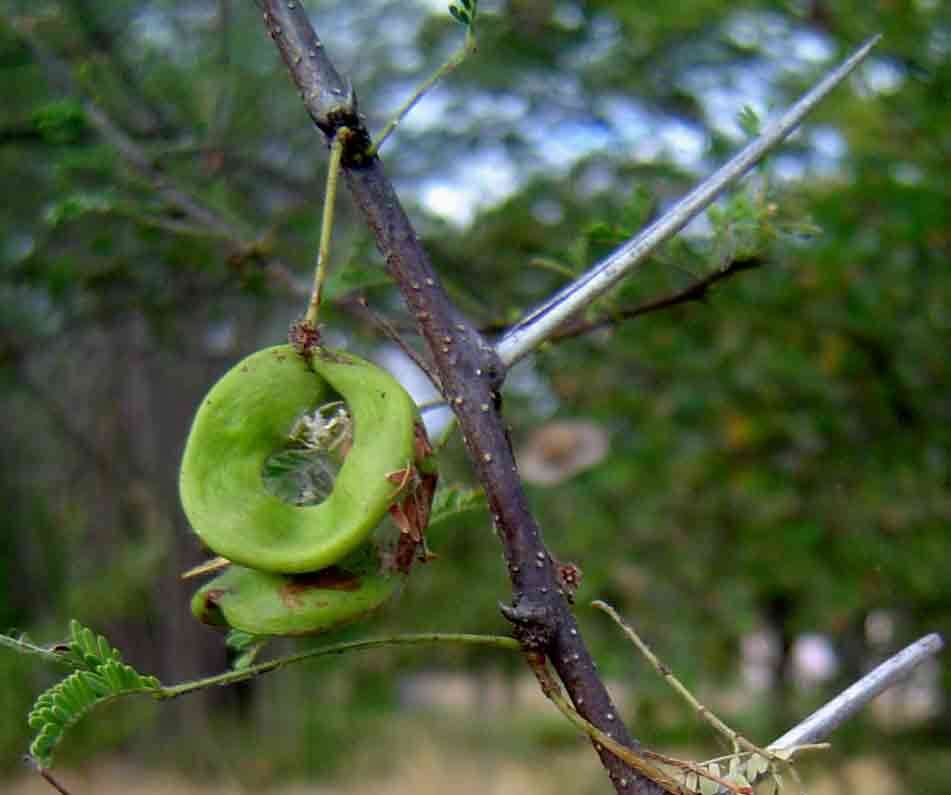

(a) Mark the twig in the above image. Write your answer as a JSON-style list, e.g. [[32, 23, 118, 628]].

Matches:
[[355, 296, 443, 391], [4, 628, 521, 699], [528, 257, 578, 280], [180, 556, 230, 579], [62, 0, 177, 135], [594, 600, 945, 789], [417, 397, 449, 413], [259, 4, 658, 792], [368, 30, 477, 157], [634, 748, 750, 795], [159, 632, 520, 699], [258, 7, 885, 795], [549, 258, 764, 343], [39, 768, 73, 795], [304, 127, 348, 328], [525, 654, 686, 795], [495, 35, 882, 367], [0, 634, 70, 668], [16, 24, 258, 249], [594, 600, 798, 788], [527, 654, 760, 795]]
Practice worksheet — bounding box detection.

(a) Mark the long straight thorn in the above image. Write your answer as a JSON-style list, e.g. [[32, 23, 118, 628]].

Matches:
[[495, 35, 882, 368], [770, 632, 944, 751]]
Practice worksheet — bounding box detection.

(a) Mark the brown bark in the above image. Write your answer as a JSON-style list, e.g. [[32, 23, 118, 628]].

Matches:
[[256, 2, 663, 792]]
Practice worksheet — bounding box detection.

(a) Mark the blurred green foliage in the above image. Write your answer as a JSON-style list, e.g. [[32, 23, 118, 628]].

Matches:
[[0, 0, 948, 789]]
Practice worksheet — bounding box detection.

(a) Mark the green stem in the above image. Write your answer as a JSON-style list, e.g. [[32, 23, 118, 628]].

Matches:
[[529, 257, 577, 280], [158, 632, 519, 699], [527, 654, 753, 795], [39, 768, 73, 795], [433, 414, 459, 451], [594, 600, 736, 738], [418, 397, 460, 451], [414, 399, 459, 451], [592, 600, 802, 786], [0, 633, 72, 667], [368, 33, 476, 157], [525, 654, 684, 794], [304, 127, 348, 328]]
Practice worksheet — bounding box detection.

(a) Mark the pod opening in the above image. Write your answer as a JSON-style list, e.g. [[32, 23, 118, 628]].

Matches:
[[261, 399, 353, 506]]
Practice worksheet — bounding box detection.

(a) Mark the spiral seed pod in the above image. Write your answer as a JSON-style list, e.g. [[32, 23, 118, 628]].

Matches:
[[180, 345, 418, 573], [181, 344, 433, 636]]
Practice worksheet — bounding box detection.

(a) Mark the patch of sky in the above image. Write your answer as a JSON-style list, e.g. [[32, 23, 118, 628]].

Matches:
[[260, 140, 311, 180], [809, 126, 845, 160], [413, 0, 493, 13], [597, 96, 653, 146], [382, 4, 848, 228], [523, 117, 614, 171], [531, 199, 564, 226], [375, 82, 455, 133], [517, 69, 586, 112], [927, 27, 950, 65], [727, 11, 797, 62], [679, 61, 775, 141], [716, 11, 837, 117], [130, 6, 214, 67], [772, 153, 806, 183], [317, 1, 428, 80], [727, 11, 832, 66], [598, 95, 706, 169], [576, 163, 617, 199], [375, 82, 528, 141], [891, 162, 923, 187], [415, 91, 713, 226], [553, 2, 585, 31], [419, 145, 519, 226], [506, 357, 560, 419], [807, 126, 848, 177], [388, 43, 426, 75], [467, 93, 531, 124], [760, 126, 846, 182], [4, 233, 35, 264], [681, 212, 713, 240], [861, 58, 906, 96], [656, 120, 706, 169], [560, 13, 621, 70]]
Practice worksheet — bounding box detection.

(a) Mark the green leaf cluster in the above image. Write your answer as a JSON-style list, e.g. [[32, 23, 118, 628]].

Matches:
[[26, 621, 160, 769], [448, 0, 478, 30], [31, 99, 86, 144], [429, 484, 486, 527]]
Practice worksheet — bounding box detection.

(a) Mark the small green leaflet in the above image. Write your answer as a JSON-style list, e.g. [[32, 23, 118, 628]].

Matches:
[[26, 621, 161, 769], [429, 484, 486, 526], [322, 263, 393, 302], [226, 630, 269, 670], [737, 104, 761, 138], [449, 0, 478, 28]]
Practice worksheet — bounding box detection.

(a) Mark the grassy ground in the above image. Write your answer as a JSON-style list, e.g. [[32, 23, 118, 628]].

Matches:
[[9, 715, 905, 795]]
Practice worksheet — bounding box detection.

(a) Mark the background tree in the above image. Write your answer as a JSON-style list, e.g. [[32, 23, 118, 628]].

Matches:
[[1, 1, 948, 792]]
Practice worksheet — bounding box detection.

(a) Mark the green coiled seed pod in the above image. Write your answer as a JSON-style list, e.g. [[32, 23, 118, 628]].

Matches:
[[179, 345, 418, 574]]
